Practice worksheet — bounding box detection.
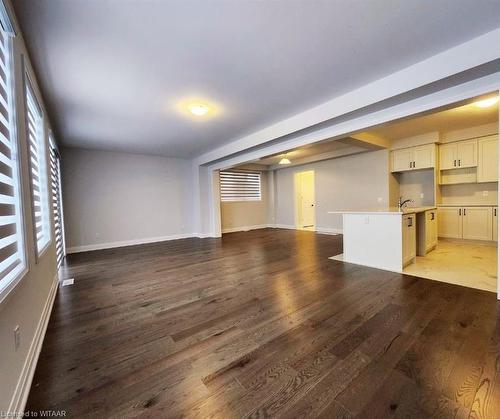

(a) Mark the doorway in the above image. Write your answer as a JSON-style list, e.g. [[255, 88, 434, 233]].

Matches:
[[294, 170, 315, 230]]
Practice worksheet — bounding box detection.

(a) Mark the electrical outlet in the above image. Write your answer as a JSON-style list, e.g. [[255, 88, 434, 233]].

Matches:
[[483, 191, 489, 197], [364, 217, 370, 224], [95, 232, 100, 238], [14, 325, 20, 351], [377, 197, 383, 203], [420, 193, 424, 199]]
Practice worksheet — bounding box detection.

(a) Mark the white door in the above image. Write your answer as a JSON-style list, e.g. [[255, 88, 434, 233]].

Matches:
[[391, 148, 413, 172], [477, 136, 498, 183], [462, 206, 493, 241], [457, 139, 478, 168], [437, 207, 462, 239], [413, 144, 435, 170], [439, 143, 457, 170], [295, 171, 315, 230]]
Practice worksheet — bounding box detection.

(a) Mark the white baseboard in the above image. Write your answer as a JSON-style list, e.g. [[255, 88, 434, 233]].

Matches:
[[315, 227, 343, 235], [66, 233, 195, 254], [8, 274, 58, 414], [222, 224, 269, 234], [273, 224, 296, 230]]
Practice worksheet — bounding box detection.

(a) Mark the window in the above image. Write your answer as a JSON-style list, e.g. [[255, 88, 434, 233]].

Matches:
[[49, 136, 64, 267], [220, 170, 261, 202], [0, 27, 26, 300], [25, 79, 50, 255]]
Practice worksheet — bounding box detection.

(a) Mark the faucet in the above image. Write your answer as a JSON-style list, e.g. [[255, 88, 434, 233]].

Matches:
[[398, 196, 414, 210]]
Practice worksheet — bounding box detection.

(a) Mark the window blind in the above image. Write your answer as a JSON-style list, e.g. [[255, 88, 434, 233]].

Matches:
[[49, 137, 64, 267], [0, 28, 25, 298], [26, 80, 50, 254], [220, 170, 261, 202]]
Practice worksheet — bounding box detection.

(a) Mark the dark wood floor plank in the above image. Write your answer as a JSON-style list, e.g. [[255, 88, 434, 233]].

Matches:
[[24, 229, 500, 418]]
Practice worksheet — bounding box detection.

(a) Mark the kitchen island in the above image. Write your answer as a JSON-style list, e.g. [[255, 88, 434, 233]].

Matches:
[[329, 207, 437, 272]]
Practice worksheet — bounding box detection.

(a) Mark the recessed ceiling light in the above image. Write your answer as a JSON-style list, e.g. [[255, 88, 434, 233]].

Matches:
[[474, 97, 499, 108], [188, 104, 209, 116]]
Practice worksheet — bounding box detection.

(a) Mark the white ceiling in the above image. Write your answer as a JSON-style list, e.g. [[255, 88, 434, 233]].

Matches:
[[12, 0, 500, 158], [368, 99, 499, 141]]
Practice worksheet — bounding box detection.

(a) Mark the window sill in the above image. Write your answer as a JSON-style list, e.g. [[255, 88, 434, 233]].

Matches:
[[0, 265, 28, 306]]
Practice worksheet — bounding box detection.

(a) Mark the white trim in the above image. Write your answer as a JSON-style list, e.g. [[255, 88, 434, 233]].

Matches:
[[8, 274, 58, 414], [274, 224, 297, 230], [66, 233, 195, 254], [315, 227, 343, 235], [222, 224, 268, 234]]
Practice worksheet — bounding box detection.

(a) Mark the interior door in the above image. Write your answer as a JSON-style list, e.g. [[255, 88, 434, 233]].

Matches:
[[462, 206, 493, 241], [437, 207, 462, 238], [295, 171, 315, 230]]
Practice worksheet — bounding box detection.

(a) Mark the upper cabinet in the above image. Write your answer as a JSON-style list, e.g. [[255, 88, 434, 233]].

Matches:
[[391, 144, 436, 173], [477, 135, 498, 183], [439, 139, 477, 170]]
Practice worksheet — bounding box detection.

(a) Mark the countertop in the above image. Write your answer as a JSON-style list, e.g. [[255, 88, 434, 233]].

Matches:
[[328, 206, 436, 215]]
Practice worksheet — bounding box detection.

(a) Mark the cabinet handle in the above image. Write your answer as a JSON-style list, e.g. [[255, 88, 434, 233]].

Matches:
[[459, 208, 462, 216], [495, 208, 497, 217], [407, 217, 413, 227], [458, 159, 461, 166], [454, 159, 457, 167], [463, 208, 466, 216], [430, 212, 435, 220]]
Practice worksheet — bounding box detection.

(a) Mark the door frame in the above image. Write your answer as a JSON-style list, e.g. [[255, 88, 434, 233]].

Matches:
[[294, 170, 316, 230]]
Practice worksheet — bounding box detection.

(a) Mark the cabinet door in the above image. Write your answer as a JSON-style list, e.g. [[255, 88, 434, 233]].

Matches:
[[462, 207, 492, 241], [477, 136, 498, 183], [413, 144, 435, 170], [457, 139, 478, 168], [439, 143, 457, 170], [402, 214, 416, 266], [493, 207, 498, 242], [437, 207, 462, 239], [425, 210, 438, 250], [391, 148, 413, 172]]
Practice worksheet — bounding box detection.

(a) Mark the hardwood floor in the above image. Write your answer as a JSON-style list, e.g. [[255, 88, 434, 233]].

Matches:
[[26, 229, 500, 418]]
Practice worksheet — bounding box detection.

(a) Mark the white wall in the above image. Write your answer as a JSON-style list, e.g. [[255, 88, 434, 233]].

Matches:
[[1, 1, 58, 412], [274, 149, 391, 233], [220, 171, 270, 232], [61, 147, 194, 252]]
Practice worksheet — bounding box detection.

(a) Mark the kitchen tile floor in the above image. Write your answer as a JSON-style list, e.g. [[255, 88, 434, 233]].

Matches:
[[404, 239, 497, 293]]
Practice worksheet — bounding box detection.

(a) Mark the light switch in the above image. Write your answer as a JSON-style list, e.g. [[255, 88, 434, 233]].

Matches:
[[364, 217, 370, 224], [420, 193, 424, 199], [377, 197, 383, 203]]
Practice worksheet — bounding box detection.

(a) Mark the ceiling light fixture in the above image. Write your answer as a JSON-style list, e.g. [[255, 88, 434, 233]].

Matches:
[[188, 103, 210, 116], [474, 97, 499, 108], [279, 154, 291, 165]]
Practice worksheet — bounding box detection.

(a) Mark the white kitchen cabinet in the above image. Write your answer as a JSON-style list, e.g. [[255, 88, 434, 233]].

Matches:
[[493, 207, 498, 242], [402, 213, 416, 266], [391, 144, 435, 172], [477, 135, 498, 183], [438, 207, 462, 239], [417, 209, 438, 255], [439, 143, 458, 170], [462, 207, 493, 241], [438, 206, 494, 241], [392, 148, 414, 172], [413, 145, 435, 170], [438, 139, 477, 170]]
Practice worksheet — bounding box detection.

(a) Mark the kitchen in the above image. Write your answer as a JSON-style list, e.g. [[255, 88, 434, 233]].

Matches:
[[332, 95, 499, 292]]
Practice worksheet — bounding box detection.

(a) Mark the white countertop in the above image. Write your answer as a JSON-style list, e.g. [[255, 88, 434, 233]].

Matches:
[[328, 206, 436, 215]]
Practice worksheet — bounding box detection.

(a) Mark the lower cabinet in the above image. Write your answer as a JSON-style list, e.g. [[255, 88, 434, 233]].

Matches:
[[494, 207, 498, 242], [417, 209, 437, 255], [402, 214, 416, 267], [438, 206, 493, 241]]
